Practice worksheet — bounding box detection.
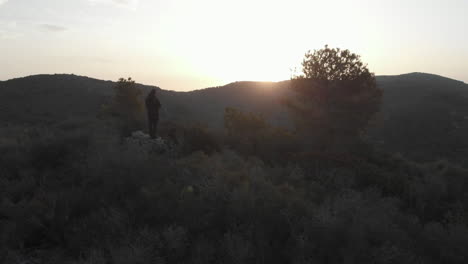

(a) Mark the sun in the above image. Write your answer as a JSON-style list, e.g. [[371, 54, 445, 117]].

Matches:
[[187, 50, 294, 85]]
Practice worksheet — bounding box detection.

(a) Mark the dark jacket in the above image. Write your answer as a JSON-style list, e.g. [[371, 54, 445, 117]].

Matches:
[[145, 94, 161, 119]]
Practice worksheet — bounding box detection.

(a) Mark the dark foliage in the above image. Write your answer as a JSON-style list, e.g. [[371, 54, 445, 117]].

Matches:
[[1, 122, 468, 264], [224, 107, 298, 163], [102, 77, 145, 136], [179, 124, 221, 155], [285, 46, 382, 153], [369, 73, 468, 164], [2, 73, 468, 162], [300, 45, 373, 82], [1, 71, 468, 263]]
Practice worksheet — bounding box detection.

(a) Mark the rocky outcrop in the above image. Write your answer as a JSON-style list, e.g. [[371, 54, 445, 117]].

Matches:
[[125, 131, 173, 155]]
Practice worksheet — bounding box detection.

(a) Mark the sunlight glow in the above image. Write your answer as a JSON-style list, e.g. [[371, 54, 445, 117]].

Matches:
[[0, 0, 467, 90]]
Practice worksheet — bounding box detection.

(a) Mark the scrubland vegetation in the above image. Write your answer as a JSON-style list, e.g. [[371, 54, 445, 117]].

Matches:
[[1, 47, 468, 263], [2, 114, 468, 264]]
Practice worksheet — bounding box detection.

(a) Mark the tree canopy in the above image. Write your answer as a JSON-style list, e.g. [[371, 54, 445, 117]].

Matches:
[[299, 45, 373, 83], [287, 46, 382, 152], [107, 77, 145, 134]]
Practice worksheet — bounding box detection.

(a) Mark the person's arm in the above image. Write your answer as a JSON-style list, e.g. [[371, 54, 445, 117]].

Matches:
[[156, 99, 168, 115], [156, 98, 161, 109], [145, 96, 150, 108]]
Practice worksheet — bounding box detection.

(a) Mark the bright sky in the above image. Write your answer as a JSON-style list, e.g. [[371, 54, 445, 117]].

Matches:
[[1, 0, 467, 90]]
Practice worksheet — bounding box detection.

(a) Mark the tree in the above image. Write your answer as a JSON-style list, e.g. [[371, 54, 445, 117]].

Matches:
[[224, 107, 268, 138], [299, 45, 374, 82], [286, 45, 382, 152], [107, 77, 145, 134], [224, 107, 296, 160], [224, 107, 268, 154]]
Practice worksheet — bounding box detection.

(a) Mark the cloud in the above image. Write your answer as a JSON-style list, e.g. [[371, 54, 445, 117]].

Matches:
[[39, 24, 67, 32], [0, 0, 8, 6], [112, 0, 136, 5], [0, 20, 22, 39], [0, 29, 22, 40], [88, 0, 139, 9]]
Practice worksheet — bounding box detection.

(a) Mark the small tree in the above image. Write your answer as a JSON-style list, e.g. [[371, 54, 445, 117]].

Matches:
[[107, 77, 145, 134], [224, 107, 268, 137], [224, 107, 296, 160], [286, 45, 382, 152], [300, 45, 374, 82]]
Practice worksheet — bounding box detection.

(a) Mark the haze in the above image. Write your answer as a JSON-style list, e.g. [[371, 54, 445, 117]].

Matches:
[[1, 0, 467, 91]]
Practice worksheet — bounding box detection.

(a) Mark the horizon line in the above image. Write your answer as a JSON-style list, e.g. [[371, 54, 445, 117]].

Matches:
[[1, 72, 466, 92]]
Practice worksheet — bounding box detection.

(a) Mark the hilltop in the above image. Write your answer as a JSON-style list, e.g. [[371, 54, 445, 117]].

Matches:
[[1, 72, 468, 162], [2, 73, 468, 264]]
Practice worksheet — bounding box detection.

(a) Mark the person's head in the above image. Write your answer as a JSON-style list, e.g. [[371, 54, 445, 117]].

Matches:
[[149, 89, 156, 97]]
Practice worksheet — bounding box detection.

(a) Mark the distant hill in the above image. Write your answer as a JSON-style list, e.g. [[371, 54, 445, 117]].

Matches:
[[0, 74, 291, 128], [0, 74, 112, 124], [0, 74, 183, 125], [1, 73, 467, 162], [371, 72, 468, 162]]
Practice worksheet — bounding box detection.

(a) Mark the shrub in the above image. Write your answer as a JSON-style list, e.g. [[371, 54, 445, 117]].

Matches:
[[286, 46, 382, 152], [103, 77, 145, 136]]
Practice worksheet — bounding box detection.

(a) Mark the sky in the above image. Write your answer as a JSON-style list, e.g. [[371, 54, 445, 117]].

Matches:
[[0, 0, 467, 91]]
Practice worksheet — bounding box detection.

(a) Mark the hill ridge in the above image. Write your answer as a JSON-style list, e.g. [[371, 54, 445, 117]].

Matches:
[[2, 72, 466, 91], [1, 72, 468, 162]]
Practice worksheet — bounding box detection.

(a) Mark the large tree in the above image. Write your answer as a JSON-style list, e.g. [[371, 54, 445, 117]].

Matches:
[[286, 45, 382, 152], [300, 45, 373, 82], [106, 77, 145, 134]]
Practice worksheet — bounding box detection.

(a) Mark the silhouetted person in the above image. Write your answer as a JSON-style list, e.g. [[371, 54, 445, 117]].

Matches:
[[145, 89, 161, 139]]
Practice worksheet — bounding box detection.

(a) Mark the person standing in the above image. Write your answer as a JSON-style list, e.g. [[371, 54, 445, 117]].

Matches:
[[145, 89, 161, 139]]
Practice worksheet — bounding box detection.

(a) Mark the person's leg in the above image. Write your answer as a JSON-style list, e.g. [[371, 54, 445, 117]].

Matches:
[[149, 119, 155, 138], [154, 118, 159, 138]]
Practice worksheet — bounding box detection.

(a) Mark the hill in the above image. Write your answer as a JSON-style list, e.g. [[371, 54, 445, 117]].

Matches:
[[0, 75, 292, 129], [0, 74, 187, 126], [1, 73, 468, 162], [371, 73, 468, 162], [2, 73, 468, 263], [0, 74, 110, 125]]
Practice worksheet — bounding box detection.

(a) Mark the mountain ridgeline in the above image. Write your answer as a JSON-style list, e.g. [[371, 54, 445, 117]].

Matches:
[[3, 72, 468, 263], [1, 73, 467, 163]]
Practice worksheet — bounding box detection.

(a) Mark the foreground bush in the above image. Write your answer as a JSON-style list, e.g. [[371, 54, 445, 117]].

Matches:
[[1, 124, 468, 264]]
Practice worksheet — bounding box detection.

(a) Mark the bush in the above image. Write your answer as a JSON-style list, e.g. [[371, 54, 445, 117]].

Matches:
[[102, 77, 145, 136], [286, 46, 382, 152], [2, 118, 468, 264], [180, 124, 221, 155], [224, 107, 299, 163]]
